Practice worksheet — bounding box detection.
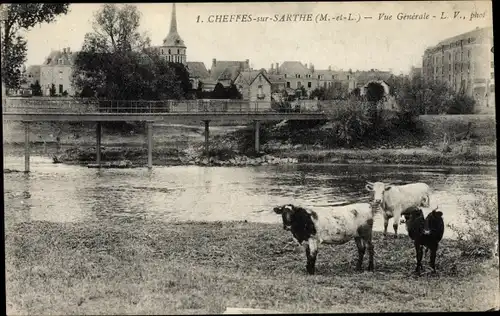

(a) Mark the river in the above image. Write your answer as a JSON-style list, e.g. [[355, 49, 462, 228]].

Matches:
[[4, 156, 497, 239]]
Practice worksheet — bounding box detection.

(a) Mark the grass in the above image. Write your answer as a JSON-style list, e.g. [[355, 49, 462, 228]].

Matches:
[[5, 220, 499, 314]]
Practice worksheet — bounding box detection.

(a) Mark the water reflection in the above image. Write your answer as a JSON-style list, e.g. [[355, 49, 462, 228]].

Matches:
[[3, 156, 497, 239]]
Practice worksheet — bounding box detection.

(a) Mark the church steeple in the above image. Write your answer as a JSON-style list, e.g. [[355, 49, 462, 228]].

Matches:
[[161, 3, 186, 64], [169, 3, 178, 34]]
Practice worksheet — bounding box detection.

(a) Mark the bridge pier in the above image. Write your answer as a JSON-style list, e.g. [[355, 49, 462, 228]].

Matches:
[[96, 122, 102, 167], [254, 120, 260, 153], [204, 120, 210, 157], [24, 121, 30, 173], [147, 121, 153, 169]]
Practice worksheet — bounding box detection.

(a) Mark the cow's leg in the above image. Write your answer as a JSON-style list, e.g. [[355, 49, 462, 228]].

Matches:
[[429, 244, 438, 273], [392, 212, 401, 239], [366, 236, 374, 272], [415, 241, 423, 275], [355, 237, 365, 271], [305, 238, 318, 275], [383, 215, 389, 239]]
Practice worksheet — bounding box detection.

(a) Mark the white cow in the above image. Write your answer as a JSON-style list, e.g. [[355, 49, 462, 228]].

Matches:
[[365, 181, 431, 239]]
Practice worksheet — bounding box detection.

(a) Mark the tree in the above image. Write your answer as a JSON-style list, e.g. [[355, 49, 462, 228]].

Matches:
[[212, 83, 226, 99], [1, 4, 70, 89], [30, 80, 42, 96], [82, 3, 150, 54], [365, 82, 386, 103], [227, 83, 242, 99], [71, 4, 187, 102]]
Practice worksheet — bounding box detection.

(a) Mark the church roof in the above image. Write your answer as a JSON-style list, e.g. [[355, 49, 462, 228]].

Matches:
[[163, 3, 186, 48]]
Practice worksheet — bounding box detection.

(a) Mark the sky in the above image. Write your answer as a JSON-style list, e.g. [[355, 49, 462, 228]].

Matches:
[[21, 1, 493, 75]]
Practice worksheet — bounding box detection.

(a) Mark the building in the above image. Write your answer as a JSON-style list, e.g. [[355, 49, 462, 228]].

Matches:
[[233, 69, 272, 102], [422, 26, 494, 113], [151, 3, 187, 64], [353, 69, 392, 88], [27, 47, 77, 96], [266, 61, 357, 97], [186, 61, 210, 89]]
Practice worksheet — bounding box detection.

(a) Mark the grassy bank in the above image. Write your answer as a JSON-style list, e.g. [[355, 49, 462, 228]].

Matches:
[[5, 220, 499, 314]]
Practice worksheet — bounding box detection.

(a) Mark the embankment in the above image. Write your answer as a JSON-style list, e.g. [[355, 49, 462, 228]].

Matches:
[[3, 115, 497, 167]]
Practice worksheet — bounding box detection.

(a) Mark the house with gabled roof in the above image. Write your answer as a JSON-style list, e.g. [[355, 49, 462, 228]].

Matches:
[[186, 61, 210, 89], [233, 69, 272, 103], [38, 47, 78, 96]]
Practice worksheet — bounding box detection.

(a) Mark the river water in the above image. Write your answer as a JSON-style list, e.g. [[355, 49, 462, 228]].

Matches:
[[4, 156, 498, 239]]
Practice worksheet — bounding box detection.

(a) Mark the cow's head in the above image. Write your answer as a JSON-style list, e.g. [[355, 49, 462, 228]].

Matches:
[[273, 204, 318, 237], [423, 206, 443, 235], [400, 207, 425, 227], [365, 181, 392, 205], [273, 204, 296, 231]]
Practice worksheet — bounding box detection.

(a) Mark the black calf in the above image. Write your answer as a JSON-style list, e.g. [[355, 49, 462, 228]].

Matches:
[[402, 207, 444, 274]]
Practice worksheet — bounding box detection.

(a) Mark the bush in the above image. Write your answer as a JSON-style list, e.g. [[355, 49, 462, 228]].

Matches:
[[448, 191, 498, 258], [323, 98, 372, 146]]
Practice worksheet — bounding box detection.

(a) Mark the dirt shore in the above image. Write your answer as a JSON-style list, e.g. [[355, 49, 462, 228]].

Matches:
[[5, 220, 499, 314]]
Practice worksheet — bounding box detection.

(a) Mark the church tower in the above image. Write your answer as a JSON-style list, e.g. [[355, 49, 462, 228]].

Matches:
[[158, 3, 186, 64]]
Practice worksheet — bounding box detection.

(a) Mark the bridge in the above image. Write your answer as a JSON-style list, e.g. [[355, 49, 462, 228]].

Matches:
[[2, 98, 330, 172]]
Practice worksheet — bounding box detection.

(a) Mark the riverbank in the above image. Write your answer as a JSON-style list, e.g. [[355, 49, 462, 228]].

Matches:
[[3, 140, 496, 168], [3, 119, 497, 168], [5, 220, 499, 314]]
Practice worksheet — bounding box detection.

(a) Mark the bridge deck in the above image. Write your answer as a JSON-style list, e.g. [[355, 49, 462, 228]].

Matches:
[[2, 98, 329, 122]]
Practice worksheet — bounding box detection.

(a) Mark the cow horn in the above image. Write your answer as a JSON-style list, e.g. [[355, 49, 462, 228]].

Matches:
[[366, 181, 374, 185], [432, 206, 439, 212]]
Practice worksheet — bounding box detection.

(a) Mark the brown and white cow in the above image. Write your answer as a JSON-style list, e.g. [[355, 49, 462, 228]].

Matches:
[[273, 202, 377, 275]]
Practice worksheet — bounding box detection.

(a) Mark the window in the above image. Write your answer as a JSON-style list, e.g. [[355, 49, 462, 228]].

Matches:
[[307, 82, 312, 88], [286, 81, 290, 88], [59, 84, 63, 94], [284, 74, 287, 78], [177, 49, 180, 54], [298, 74, 301, 78], [161, 49, 164, 54], [317, 75, 321, 79], [297, 82, 302, 88], [168, 49, 171, 54], [491, 84, 495, 93], [491, 72, 495, 79], [492, 61, 495, 68], [331, 75, 334, 79]]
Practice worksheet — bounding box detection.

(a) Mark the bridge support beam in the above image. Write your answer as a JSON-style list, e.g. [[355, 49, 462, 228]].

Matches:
[[24, 121, 30, 173], [204, 120, 210, 157], [254, 120, 260, 153], [147, 122, 153, 169], [96, 122, 102, 167]]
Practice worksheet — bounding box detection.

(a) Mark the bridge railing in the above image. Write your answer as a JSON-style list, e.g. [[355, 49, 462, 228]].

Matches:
[[2, 97, 326, 114]]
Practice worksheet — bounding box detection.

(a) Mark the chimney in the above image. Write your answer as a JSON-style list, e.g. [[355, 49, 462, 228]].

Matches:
[[276, 63, 279, 74], [212, 58, 217, 68], [67, 47, 71, 54], [271, 63, 274, 73], [310, 63, 314, 73], [245, 59, 250, 69], [63, 48, 66, 53], [328, 65, 331, 71]]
